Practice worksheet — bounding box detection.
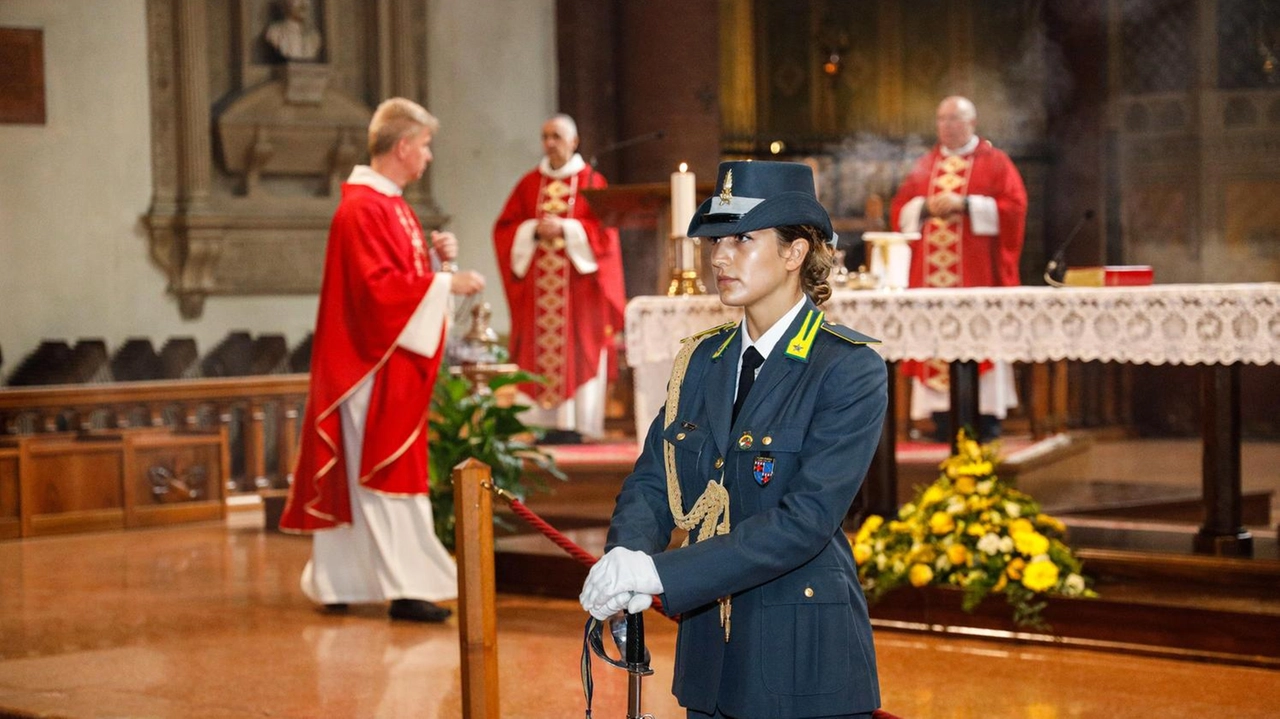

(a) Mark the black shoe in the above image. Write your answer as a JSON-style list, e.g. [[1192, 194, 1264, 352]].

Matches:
[[539, 429, 583, 445], [388, 598, 451, 623], [931, 411, 952, 444], [978, 414, 1002, 443], [323, 603, 349, 613]]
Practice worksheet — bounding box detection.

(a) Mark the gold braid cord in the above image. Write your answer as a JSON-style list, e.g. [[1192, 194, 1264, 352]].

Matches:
[[663, 330, 734, 641]]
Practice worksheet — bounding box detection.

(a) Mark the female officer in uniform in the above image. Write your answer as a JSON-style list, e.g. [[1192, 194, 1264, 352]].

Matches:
[[580, 160, 888, 718]]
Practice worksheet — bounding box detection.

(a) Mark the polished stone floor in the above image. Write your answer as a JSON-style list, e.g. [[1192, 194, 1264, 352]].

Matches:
[[1, 524, 1277, 718]]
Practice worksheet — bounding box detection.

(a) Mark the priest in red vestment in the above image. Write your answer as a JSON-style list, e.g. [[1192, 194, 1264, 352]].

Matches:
[[493, 114, 627, 442], [279, 98, 486, 622], [890, 96, 1028, 441]]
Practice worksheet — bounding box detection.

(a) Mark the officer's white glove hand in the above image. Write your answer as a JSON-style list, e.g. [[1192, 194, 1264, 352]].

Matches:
[[625, 592, 653, 615], [585, 591, 634, 621], [579, 547, 663, 617]]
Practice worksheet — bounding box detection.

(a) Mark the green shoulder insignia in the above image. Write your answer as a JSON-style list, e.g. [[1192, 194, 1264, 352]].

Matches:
[[821, 321, 880, 345], [783, 309, 824, 362]]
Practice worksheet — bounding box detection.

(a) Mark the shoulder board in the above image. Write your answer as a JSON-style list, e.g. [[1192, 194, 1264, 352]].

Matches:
[[678, 321, 738, 362], [821, 322, 880, 345], [681, 320, 737, 344]]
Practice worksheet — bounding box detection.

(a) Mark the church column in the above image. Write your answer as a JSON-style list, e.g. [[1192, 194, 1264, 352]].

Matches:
[[719, 0, 757, 152], [875, 0, 903, 137], [379, 0, 433, 210], [1193, 0, 1221, 274], [173, 0, 219, 319], [174, 0, 211, 214], [947, 0, 975, 99]]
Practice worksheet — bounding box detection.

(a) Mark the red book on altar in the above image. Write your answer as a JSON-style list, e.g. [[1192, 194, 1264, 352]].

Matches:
[[1063, 265, 1154, 287]]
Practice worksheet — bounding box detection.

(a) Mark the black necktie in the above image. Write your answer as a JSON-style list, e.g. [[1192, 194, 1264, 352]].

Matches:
[[732, 347, 765, 425]]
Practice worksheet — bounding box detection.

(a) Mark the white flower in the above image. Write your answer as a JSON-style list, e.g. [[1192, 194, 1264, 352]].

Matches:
[[1063, 573, 1086, 595], [935, 555, 949, 571], [946, 497, 966, 514], [874, 539, 885, 552], [1004, 501, 1022, 518], [998, 536, 1015, 554], [875, 554, 887, 571], [977, 533, 1002, 555], [977, 479, 995, 495]]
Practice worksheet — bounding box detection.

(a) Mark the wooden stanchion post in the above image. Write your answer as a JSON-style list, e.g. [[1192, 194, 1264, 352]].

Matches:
[[453, 458, 500, 719]]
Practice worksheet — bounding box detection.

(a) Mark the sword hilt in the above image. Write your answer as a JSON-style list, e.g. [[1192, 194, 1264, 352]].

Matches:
[[625, 611, 647, 669]]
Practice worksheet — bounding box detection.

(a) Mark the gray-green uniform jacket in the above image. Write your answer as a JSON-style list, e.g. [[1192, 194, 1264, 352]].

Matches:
[[606, 298, 888, 718]]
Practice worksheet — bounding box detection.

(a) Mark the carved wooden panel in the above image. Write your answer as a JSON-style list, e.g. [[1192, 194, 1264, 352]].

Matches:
[[123, 430, 226, 528], [0, 447, 18, 539], [756, 0, 814, 138], [21, 438, 125, 537]]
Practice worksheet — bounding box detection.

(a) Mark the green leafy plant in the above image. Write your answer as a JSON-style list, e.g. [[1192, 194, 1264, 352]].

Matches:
[[853, 430, 1096, 629], [427, 369, 565, 551]]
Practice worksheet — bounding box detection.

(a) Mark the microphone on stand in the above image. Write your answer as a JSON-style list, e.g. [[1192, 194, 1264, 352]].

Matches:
[[588, 130, 667, 168], [1044, 209, 1096, 287]]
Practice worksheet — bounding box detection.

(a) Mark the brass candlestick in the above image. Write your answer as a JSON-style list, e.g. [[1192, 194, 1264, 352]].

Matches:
[[667, 234, 706, 296]]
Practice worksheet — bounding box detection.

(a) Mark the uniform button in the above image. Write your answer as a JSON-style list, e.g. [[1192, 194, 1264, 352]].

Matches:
[[714, 457, 724, 469], [676, 432, 686, 441], [804, 587, 814, 598], [762, 436, 773, 446]]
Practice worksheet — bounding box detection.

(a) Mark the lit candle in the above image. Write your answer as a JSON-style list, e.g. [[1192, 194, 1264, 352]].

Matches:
[[671, 163, 696, 268], [671, 163, 696, 238]]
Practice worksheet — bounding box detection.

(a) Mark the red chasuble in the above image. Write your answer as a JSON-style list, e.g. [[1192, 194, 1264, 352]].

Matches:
[[890, 138, 1027, 289], [890, 138, 1027, 388], [280, 183, 447, 532], [492, 163, 626, 407]]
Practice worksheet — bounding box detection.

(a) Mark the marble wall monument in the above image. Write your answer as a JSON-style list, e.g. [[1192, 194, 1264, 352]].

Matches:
[[144, 0, 439, 318]]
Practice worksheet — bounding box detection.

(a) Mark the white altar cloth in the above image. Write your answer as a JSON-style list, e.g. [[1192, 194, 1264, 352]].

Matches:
[[624, 284, 1280, 438]]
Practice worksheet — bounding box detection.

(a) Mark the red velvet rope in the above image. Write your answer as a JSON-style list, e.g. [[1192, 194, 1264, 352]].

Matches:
[[499, 494, 669, 618], [506, 497, 601, 567]]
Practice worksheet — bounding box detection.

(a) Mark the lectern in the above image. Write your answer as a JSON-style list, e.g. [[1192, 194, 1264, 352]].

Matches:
[[582, 182, 716, 297]]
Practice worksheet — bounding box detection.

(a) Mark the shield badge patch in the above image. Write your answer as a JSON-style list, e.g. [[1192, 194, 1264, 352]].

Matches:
[[753, 455, 775, 486]]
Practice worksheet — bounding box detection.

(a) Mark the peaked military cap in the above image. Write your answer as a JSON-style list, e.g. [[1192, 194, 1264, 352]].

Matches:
[[686, 160, 836, 246]]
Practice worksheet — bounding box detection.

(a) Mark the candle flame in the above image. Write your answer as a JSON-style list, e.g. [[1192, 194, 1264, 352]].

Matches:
[[679, 162, 688, 173]]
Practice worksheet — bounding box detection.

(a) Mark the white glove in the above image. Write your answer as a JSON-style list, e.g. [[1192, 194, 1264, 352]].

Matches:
[[625, 592, 653, 615], [579, 547, 663, 618], [587, 591, 634, 621]]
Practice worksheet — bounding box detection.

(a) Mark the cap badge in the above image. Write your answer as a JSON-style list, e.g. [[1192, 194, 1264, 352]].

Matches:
[[718, 169, 734, 206]]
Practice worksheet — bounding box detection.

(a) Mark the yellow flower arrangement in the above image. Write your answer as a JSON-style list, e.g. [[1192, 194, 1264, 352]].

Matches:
[[853, 430, 1097, 629]]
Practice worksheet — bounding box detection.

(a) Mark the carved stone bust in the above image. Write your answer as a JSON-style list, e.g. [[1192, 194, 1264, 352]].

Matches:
[[264, 0, 322, 61]]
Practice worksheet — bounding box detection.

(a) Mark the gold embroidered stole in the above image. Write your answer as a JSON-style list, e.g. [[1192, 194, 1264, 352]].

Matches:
[[393, 202, 428, 278], [529, 173, 579, 407], [920, 152, 974, 390]]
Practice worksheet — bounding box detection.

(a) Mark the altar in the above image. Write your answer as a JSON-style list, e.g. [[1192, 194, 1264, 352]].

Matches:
[[624, 283, 1280, 555]]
